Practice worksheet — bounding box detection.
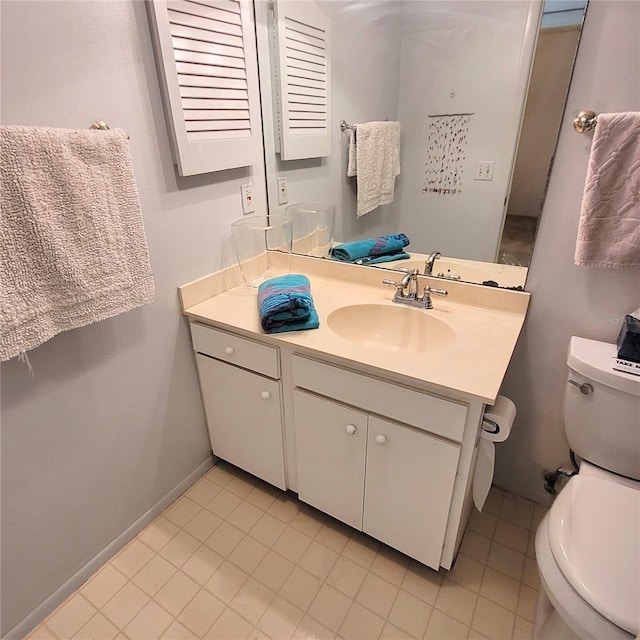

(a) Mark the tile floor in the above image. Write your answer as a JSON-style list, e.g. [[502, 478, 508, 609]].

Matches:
[[26, 461, 548, 640]]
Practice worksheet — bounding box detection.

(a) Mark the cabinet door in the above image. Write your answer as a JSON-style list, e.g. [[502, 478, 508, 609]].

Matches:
[[196, 354, 286, 489], [364, 417, 460, 569], [293, 391, 367, 530]]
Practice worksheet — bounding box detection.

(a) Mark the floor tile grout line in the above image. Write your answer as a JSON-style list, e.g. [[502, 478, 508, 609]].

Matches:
[[97, 489, 241, 639], [29, 463, 548, 640]]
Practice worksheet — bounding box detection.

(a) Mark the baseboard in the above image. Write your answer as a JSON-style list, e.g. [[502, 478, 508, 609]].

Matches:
[[5, 456, 214, 640]]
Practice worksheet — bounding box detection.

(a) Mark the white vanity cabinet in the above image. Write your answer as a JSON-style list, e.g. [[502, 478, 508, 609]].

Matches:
[[292, 355, 464, 570], [191, 323, 286, 490], [188, 319, 486, 571]]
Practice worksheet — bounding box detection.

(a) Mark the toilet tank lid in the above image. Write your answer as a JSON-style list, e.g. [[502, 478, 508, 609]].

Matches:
[[568, 337, 640, 396]]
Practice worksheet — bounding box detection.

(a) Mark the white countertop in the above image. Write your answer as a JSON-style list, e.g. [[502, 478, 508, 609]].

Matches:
[[180, 255, 529, 404]]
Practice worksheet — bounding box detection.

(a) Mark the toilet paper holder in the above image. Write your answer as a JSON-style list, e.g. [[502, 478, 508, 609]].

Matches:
[[482, 418, 500, 435]]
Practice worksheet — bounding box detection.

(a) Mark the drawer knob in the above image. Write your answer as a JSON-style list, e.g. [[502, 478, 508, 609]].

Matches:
[[224, 346, 235, 356], [345, 424, 357, 436], [261, 391, 271, 400], [375, 434, 387, 446]]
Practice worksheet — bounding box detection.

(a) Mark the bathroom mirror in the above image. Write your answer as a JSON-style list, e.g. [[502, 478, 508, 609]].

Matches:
[[255, 0, 587, 288]]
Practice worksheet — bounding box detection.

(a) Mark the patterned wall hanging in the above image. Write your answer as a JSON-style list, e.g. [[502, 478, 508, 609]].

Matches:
[[423, 114, 472, 195]]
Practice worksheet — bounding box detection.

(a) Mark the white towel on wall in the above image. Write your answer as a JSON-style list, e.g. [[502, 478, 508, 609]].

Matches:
[[0, 125, 155, 362], [347, 129, 358, 178], [347, 121, 401, 217]]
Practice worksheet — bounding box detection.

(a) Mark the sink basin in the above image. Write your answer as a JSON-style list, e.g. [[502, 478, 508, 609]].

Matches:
[[391, 260, 492, 283], [327, 304, 456, 353]]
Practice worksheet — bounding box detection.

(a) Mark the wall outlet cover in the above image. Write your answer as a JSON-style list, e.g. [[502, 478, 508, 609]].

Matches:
[[241, 183, 255, 214], [277, 177, 289, 205]]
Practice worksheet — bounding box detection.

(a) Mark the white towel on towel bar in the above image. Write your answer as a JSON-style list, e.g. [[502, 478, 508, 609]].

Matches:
[[0, 125, 155, 361], [347, 121, 401, 217]]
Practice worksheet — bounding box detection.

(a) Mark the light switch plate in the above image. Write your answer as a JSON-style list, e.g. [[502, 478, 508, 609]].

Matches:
[[474, 161, 495, 181]]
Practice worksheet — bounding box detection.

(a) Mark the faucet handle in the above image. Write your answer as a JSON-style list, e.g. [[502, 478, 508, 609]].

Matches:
[[420, 285, 447, 310], [382, 278, 405, 288]]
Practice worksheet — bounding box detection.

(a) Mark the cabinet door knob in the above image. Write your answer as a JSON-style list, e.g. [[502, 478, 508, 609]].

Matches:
[[224, 346, 235, 356], [345, 424, 357, 435], [261, 391, 271, 400], [375, 435, 387, 446]]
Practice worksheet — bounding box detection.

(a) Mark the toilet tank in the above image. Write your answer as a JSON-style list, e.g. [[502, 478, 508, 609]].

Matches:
[[565, 337, 640, 481]]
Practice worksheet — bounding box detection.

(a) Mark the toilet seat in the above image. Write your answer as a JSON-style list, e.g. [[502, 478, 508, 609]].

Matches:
[[535, 515, 634, 640], [547, 475, 639, 636]]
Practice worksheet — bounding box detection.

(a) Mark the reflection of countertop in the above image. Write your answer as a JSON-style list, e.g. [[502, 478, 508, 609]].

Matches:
[[370, 252, 529, 289], [180, 254, 530, 404]]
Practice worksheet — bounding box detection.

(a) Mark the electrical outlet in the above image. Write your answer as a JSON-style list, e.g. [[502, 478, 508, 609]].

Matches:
[[277, 177, 289, 205], [240, 183, 255, 214], [474, 161, 495, 181]]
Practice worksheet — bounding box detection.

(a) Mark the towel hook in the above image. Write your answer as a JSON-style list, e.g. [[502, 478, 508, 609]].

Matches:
[[573, 110, 597, 133]]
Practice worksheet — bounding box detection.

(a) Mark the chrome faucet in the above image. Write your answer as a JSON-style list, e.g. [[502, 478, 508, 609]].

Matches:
[[424, 251, 442, 275], [382, 269, 448, 309]]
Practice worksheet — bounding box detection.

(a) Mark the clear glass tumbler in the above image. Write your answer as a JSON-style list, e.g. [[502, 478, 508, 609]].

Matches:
[[285, 202, 335, 259], [231, 215, 293, 286]]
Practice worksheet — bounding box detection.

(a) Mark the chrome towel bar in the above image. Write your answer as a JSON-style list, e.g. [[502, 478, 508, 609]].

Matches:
[[340, 120, 356, 132], [90, 120, 130, 139], [573, 110, 597, 133]]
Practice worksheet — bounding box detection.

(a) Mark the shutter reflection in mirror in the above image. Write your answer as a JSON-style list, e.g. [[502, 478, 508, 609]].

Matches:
[[272, 0, 331, 160]]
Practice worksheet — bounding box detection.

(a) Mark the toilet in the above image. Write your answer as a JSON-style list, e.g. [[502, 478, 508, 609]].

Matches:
[[534, 337, 640, 640]]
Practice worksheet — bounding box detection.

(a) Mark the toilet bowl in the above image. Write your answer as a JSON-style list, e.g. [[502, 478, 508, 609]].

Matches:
[[533, 337, 640, 640], [534, 463, 639, 640]]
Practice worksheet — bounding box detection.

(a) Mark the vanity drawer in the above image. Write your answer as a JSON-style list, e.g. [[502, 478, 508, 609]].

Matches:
[[191, 322, 280, 379], [291, 355, 467, 442]]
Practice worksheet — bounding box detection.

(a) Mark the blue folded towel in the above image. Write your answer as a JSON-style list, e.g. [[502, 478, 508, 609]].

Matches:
[[258, 274, 319, 333], [331, 233, 410, 263]]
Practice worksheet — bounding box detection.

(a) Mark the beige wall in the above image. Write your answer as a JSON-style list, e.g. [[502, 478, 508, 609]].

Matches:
[[507, 25, 582, 218]]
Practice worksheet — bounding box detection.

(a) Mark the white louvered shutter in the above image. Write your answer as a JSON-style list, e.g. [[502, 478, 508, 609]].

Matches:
[[273, 0, 331, 160], [147, 0, 263, 175]]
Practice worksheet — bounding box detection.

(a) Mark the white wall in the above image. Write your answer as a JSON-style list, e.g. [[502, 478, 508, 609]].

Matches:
[[260, 0, 403, 243], [0, 1, 267, 635], [495, 0, 640, 504], [394, 1, 538, 261]]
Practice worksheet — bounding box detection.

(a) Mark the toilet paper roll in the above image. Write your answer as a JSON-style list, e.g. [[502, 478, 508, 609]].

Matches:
[[473, 438, 495, 512], [473, 395, 516, 511], [481, 395, 516, 443]]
